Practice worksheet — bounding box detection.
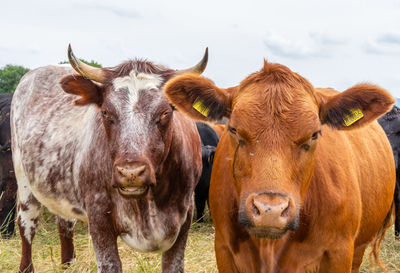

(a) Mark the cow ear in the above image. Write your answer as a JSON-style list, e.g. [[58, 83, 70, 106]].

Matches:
[[318, 83, 394, 130], [60, 74, 103, 106], [164, 74, 234, 122]]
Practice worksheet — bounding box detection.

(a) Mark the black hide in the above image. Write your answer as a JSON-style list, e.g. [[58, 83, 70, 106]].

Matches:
[[378, 105, 400, 238], [195, 122, 219, 222], [0, 93, 17, 238]]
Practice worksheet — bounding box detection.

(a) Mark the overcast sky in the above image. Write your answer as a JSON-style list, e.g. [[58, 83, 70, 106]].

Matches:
[[1, 0, 400, 96]]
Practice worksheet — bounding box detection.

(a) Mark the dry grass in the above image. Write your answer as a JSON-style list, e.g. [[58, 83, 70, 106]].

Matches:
[[1, 208, 399, 273]]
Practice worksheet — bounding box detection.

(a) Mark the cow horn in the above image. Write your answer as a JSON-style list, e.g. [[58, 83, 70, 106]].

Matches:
[[175, 47, 208, 75], [68, 44, 105, 83]]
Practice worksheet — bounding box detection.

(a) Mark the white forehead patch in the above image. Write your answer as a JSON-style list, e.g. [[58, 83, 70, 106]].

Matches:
[[113, 71, 162, 106]]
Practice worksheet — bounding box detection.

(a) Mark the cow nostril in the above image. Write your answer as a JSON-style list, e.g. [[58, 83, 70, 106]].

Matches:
[[280, 201, 290, 218], [116, 166, 125, 176], [251, 199, 261, 216], [135, 165, 146, 177]]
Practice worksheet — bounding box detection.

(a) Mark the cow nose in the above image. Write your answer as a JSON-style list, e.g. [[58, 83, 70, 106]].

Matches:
[[245, 193, 296, 229], [116, 165, 146, 181], [115, 164, 148, 187]]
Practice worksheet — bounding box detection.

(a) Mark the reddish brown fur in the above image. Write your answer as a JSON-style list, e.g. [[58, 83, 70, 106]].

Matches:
[[319, 84, 395, 130], [164, 60, 395, 272], [57, 217, 76, 266], [60, 75, 102, 105], [164, 74, 232, 121]]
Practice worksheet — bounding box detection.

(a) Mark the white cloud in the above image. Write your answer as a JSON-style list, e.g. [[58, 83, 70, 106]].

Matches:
[[263, 31, 348, 59], [377, 32, 400, 45], [309, 32, 347, 46], [364, 33, 400, 55], [264, 32, 325, 59]]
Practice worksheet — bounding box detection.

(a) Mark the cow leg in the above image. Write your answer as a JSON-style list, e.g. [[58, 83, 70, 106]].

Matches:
[[57, 216, 76, 266], [273, 238, 353, 273], [194, 190, 206, 222], [215, 226, 264, 273], [0, 178, 17, 238], [351, 243, 368, 273], [214, 232, 240, 273], [319, 242, 354, 273], [17, 193, 41, 273], [87, 198, 122, 273], [394, 178, 400, 238], [161, 202, 193, 273]]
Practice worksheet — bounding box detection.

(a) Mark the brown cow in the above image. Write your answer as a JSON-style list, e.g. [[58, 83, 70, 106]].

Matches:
[[163, 60, 396, 272], [11, 45, 207, 273]]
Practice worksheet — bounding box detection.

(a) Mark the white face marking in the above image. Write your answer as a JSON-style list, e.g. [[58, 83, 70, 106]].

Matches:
[[113, 71, 162, 108], [110, 71, 165, 155]]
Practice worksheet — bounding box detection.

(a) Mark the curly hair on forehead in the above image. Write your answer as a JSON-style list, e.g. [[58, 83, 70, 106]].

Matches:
[[103, 60, 176, 84], [236, 60, 317, 116]]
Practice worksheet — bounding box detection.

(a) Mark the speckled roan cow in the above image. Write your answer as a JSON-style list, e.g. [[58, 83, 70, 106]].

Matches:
[[11, 45, 207, 273]]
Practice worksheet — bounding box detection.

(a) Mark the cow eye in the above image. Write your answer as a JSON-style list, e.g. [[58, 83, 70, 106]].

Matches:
[[228, 125, 245, 146], [311, 130, 321, 140], [101, 109, 114, 123], [300, 130, 320, 151], [228, 125, 237, 135], [158, 109, 173, 127], [160, 110, 172, 121]]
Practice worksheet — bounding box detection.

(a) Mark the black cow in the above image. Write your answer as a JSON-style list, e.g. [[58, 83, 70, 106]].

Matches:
[[0, 93, 17, 238], [195, 122, 219, 222], [378, 105, 400, 238]]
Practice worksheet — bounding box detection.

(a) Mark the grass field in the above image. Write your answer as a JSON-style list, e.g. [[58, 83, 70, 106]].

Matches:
[[1, 208, 400, 273]]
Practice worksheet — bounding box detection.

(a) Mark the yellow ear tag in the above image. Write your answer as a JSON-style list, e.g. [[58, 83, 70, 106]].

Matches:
[[343, 108, 364, 126], [192, 98, 210, 117]]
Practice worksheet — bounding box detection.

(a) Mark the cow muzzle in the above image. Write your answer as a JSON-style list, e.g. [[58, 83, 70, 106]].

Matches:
[[113, 163, 153, 197], [239, 192, 298, 239]]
